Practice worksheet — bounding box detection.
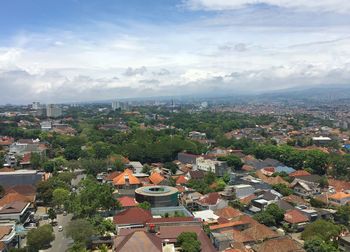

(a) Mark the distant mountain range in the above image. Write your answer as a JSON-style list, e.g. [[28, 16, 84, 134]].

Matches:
[[258, 85, 350, 102]]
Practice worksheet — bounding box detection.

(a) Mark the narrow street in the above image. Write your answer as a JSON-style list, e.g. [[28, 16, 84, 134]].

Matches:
[[42, 213, 73, 252]]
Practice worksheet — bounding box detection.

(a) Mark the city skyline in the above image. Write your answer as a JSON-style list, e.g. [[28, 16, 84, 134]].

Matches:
[[1, 0, 350, 104]]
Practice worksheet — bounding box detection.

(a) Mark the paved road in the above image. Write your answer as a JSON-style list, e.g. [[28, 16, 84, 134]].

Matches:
[[43, 213, 73, 252]]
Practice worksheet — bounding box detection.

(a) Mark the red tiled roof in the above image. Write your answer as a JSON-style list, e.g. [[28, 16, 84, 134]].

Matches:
[[0, 137, 14, 146], [254, 237, 305, 252], [0, 191, 33, 207], [0, 226, 12, 240], [241, 165, 254, 171], [282, 195, 308, 206], [284, 209, 309, 224], [105, 171, 121, 181], [6, 185, 36, 196], [289, 170, 311, 177], [328, 178, 350, 192], [148, 172, 165, 185], [214, 207, 243, 220], [263, 167, 275, 173], [237, 215, 279, 241], [118, 196, 138, 208], [114, 231, 162, 252], [156, 226, 217, 252], [175, 185, 186, 193], [176, 175, 188, 185], [20, 153, 31, 165], [240, 194, 256, 205], [198, 192, 220, 205], [113, 169, 141, 186], [113, 207, 152, 225], [209, 221, 246, 231]]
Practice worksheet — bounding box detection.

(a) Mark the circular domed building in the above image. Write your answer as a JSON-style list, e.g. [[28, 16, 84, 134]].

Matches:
[[135, 185, 179, 207]]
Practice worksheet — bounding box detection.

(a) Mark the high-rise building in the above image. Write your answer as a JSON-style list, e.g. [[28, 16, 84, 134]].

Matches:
[[32, 102, 41, 110], [111, 101, 120, 111], [46, 104, 62, 118]]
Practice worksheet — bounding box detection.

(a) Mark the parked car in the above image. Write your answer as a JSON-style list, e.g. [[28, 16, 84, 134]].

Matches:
[[58, 226, 63, 232], [63, 211, 67, 216]]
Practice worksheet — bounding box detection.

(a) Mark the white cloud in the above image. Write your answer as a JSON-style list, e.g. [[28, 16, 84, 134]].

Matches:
[[1, 6, 350, 104], [184, 0, 350, 13]]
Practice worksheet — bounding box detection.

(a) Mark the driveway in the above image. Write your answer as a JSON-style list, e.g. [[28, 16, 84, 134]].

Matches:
[[43, 213, 73, 252]]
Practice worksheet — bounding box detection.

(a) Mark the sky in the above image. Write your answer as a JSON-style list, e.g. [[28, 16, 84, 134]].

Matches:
[[0, 0, 350, 104]]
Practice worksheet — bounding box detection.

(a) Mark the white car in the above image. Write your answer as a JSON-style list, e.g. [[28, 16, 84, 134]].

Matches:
[[58, 226, 63, 232]]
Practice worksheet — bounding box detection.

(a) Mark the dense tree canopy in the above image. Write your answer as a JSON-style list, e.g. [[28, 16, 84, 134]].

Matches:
[[27, 225, 55, 251], [177, 232, 201, 252], [301, 220, 342, 242]]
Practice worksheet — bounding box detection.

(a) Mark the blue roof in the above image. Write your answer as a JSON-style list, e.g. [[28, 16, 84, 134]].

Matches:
[[275, 166, 295, 174]]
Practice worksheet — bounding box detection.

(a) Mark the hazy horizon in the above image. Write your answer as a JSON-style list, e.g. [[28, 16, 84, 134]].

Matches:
[[1, 0, 350, 104]]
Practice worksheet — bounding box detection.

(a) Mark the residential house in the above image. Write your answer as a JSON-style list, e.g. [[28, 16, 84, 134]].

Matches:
[[196, 157, 230, 176], [181, 192, 203, 211], [233, 185, 255, 199], [113, 230, 162, 252], [291, 175, 322, 198], [113, 207, 152, 234], [175, 175, 188, 185], [214, 207, 243, 222], [253, 236, 305, 252], [177, 152, 199, 165], [0, 201, 31, 223], [195, 192, 228, 211], [284, 209, 309, 231], [156, 225, 216, 252], [112, 169, 142, 191], [329, 192, 350, 206], [192, 210, 219, 223], [148, 172, 166, 185], [0, 224, 16, 252], [117, 196, 138, 209], [185, 170, 205, 181]]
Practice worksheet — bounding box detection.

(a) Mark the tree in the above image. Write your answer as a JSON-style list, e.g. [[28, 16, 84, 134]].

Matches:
[[310, 198, 326, 208], [164, 162, 178, 175], [177, 232, 201, 252], [52, 188, 70, 208], [218, 155, 243, 170], [30, 152, 43, 170], [27, 224, 55, 251], [138, 201, 151, 210], [335, 205, 350, 226], [65, 219, 96, 246], [254, 203, 285, 226], [89, 216, 115, 236], [229, 200, 245, 211], [64, 145, 82, 160], [304, 238, 338, 252], [265, 203, 285, 223], [272, 183, 293, 196], [67, 178, 115, 217], [254, 211, 276, 226], [142, 164, 152, 174], [318, 177, 329, 188], [47, 208, 57, 222], [301, 220, 342, 242]]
